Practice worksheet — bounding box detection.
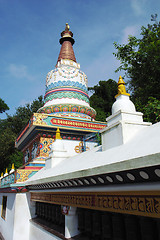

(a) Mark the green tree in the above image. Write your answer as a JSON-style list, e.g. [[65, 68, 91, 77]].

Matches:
[[0, 128, 16, 172], [142, 97, 160, 123], [0, 96, 44, 173], [113, 16, 160, 114], [6, 95, 44, 134], [0, 98, 9, 113], [89, 79, 117, 121]]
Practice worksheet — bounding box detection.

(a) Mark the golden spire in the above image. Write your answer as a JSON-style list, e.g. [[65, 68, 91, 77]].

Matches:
[[115, 76, 130, 98], [65, 23, 70, 31], [57, 23, 76, 65], [5, 168, 8, 174], [55, 128, 62, 140], [11, 163, 15, 171], [1, 172, 3, 178]]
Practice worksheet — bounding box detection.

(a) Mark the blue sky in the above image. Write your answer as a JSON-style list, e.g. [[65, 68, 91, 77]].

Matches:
[[0, 0, 160, 118]]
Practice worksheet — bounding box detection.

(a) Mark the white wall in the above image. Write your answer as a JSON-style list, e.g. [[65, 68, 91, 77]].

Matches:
[[0, 192, 36, 240], [62, 139, 97, 156], [29, 221, 61, 240], [13, 192, 35, 240], [0, 193, 16, 240]]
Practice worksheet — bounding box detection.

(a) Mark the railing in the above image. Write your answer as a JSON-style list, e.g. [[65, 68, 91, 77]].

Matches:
[[0, 168, 38, 186]]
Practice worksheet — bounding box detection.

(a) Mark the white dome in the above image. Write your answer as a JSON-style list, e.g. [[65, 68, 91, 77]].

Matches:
[[112, 95, 136, 114]]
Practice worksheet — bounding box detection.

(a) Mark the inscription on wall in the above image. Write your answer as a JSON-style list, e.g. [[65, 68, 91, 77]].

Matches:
[[31, 191, 160, 219]]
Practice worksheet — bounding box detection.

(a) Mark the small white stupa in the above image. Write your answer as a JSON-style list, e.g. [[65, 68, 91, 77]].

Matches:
[[45, 128, 69, 169], [101, 76, 151, 151]]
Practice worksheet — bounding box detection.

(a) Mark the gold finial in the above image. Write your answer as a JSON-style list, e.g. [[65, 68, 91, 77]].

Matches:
[[115, 76, 130, 98], [5, 168, 8, 174], [65, 23, 70, 31], [1, 173, 3, 178], [55, 128, 62, 140], [11, 163, 15, 170]]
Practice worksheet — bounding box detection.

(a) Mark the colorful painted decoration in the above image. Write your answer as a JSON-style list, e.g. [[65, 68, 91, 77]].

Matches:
[[39, 58, 96, 120], [38, 103, 96, 119], [24, 149, 30, 163], [31, 142, 38, 160], [40, 137, 54, 157]]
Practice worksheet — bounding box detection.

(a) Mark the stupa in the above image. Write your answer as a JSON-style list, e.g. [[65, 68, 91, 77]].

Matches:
[[38, 23, 96, 120], [2, 24, 107, 185]]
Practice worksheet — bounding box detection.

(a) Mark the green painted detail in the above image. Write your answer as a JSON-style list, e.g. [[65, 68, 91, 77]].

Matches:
[[38, 103, 96, 119], [44, 92, 89, 104]]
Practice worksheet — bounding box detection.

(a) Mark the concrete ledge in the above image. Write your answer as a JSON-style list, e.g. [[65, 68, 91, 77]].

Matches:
[[0, 232, 5, 240]]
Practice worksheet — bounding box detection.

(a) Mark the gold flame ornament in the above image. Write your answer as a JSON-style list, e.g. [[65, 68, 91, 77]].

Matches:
[[115, 76, 130, 98], [11, 163, 15, 171], [65, 23, 70, 31], [55, 128, 62, 140]]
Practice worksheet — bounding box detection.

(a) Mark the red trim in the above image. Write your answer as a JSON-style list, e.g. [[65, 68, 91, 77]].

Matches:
[[44, 88, 89, 98], [24, 167, 43, 170]]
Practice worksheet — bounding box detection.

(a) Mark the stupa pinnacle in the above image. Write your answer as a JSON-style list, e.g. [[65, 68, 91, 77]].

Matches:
[[57, 23, 76, 64], [38, 24, 96, 120]]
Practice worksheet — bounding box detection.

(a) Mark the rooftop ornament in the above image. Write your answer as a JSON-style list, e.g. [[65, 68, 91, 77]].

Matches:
[[9, 163, 15, 174], [115, 76, 130, 98], [55, 128, 62, 140], [4, 168, 8, 177]]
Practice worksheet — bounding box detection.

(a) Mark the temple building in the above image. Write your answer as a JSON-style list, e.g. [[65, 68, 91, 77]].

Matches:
[[0, 24, 160, 240], [14, 23, 106, 182]]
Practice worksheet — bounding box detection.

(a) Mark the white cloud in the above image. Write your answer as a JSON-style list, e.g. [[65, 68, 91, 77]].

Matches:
[[19, 99, 32, 106], [121, 25, 139, 44], [131, 0, 147, 16], [8, 63, 36, 82], [84, 53, 121, 88]]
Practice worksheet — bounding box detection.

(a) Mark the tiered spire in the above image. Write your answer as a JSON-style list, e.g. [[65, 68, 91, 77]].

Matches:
[[56, 23, 76, 65], [38, 23, 96, 120]]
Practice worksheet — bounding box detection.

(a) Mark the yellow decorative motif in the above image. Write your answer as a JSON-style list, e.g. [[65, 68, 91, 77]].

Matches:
[[115, 76, 130, 98], [16, 169, 37, 183], [5, 169, 8, 174], [40, 137, 54, 157], [1, 173, 3, 178], [75, 141, 89, 153], [33, 113, 48, 126], [55, 128, 62, 140]]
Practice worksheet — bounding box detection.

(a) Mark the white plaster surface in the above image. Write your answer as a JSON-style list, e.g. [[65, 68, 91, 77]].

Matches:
[[44, 98, 89, 107], [65, 207, 80, 238], [112, 95, 136, 114], [26, 121, 160, 185], [29, 221, 61, 240], [13, 193, 34, 240], [0, 192, 35, 240], [0, 193, 16, 240]]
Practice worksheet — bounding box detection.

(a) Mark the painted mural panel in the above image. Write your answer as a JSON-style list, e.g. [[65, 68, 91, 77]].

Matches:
[[23, 136, 40, 164], [39, 137, 54, 157]]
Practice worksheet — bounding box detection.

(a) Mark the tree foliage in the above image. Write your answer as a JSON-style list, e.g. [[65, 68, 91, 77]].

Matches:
[[89, 79, 117, 121], [0, 98, 9, 113], [0, 96, 44, 173], [141, 97, 160, 123], [6, 95, 44, 135], [113, 16, 160, 123]]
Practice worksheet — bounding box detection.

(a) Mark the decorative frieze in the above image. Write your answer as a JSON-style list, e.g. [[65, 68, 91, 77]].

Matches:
[[31, 191, 160, 218]]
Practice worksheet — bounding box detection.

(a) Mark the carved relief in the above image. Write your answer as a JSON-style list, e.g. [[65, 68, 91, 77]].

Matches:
[[31, 191, 160, 218]]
